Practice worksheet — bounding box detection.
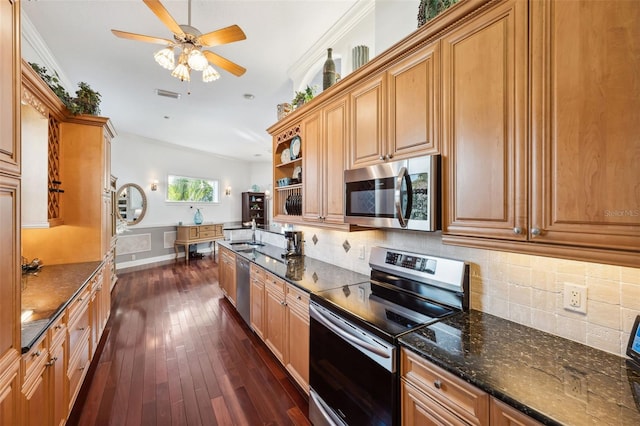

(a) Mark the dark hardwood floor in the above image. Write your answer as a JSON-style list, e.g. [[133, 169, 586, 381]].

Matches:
[[67, 258, 310, 426]]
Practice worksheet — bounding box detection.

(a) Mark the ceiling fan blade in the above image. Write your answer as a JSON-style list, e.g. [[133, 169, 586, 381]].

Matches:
[[143, 0, 184, 37], [203, 51, 246, 77], [198, 25, 247, 47], [111, 29, 173, 45]]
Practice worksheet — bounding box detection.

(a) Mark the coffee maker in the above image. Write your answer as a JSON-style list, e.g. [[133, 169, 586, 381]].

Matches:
[[284, 230, 304, 257]]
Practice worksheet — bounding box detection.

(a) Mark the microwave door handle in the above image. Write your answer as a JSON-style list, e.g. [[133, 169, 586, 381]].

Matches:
[[394, 166, 411, 228]]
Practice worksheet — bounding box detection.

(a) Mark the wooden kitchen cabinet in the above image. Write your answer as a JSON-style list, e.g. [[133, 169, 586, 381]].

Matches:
[[219, 246, 237, 305], [528, 0, 640, 253], [490, 397, 542, 426], [285, 283, 309, 394], [66, 285, 91, 412], [0, 0, 20, 175], [249, 263, 266, 340], [0, 174, 21, 425], [264, 272, 286, 363], [303, 96, 350, 228], [48, 315, 67, 426], [402, 348, 489, 425], [387, 41, 440, 161], [349, 74, 386, 168], [20, 335, 49, 426], [442, 0, 528, 242]]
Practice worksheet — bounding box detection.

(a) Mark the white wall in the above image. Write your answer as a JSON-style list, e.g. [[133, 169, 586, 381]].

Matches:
[[375, 0, 422, 54], [112, 132, 264, 227]]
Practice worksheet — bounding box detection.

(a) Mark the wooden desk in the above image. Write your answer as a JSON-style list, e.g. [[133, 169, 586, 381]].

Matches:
[[174, 223, 224, 264]]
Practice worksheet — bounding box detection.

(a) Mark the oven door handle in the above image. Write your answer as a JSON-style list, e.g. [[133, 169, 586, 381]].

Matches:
[[310, 390, 345, 426], [310, 304, 391, 360], [394, 166, 412, 228]]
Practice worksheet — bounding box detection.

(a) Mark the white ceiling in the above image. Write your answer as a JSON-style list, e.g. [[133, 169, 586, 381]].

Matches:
[[21, 0, 366, 162]]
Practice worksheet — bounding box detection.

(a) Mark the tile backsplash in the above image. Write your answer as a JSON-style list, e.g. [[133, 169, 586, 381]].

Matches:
[[288, 225, 640, 357]]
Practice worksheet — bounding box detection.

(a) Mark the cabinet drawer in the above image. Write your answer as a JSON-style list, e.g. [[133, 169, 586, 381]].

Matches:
[[22, 335, 48, 384], [401, 348, 489, 425], [67, 285, 91, 324], [68, 302, 90, 357], [199, 230, 218, 238], [250, 263, 265, 280], [265, 272, 285, 293], [199, 225, 215, 232], [48, 314, 66, 346], [67, 335, 90, 410], [286, 284, 309, 313]]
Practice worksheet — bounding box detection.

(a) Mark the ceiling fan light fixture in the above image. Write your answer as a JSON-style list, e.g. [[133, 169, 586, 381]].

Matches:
[[187, 49, 208, 71], [202, 65, 220, 82], [171, 63, 191, 82], [154, 47, 175, 70]]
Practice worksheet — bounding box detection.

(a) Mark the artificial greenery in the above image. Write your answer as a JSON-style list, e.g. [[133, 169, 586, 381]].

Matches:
[[29, 62, 102, 116], [292, 85, 317, 108], [417, 0, 459, 27]]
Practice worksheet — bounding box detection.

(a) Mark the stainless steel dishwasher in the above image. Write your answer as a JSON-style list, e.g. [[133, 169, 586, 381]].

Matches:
[[235, 256, 251, 325]]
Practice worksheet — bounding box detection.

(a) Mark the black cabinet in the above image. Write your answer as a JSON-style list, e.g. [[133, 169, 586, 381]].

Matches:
[[242, 192, 266, 226]]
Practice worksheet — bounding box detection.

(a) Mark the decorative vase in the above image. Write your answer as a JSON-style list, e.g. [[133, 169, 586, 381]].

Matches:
[[352, 45, 369, 71], [194, 208, 203, 225], [323, 48, 337, 90]]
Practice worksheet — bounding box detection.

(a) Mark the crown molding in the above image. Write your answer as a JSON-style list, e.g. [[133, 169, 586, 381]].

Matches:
[[21, 11, 75, 92], [287, 0, 375, 88]]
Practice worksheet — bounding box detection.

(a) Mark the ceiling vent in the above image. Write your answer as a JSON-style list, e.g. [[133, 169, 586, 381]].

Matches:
[[155, 89, 181, 99]]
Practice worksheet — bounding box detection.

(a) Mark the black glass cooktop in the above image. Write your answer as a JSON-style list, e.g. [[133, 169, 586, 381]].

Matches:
[[311, 281, 455, 341]]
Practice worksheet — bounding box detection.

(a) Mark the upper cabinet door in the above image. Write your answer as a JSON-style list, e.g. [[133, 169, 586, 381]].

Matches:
[[302, 111, 323, 223], [388, 41, 440, 160], [530, 0, 640, 251], [323, 95, 349, 224], [349, 74, 386, 168], [442, 0, 528, 240], [0, 0, 20, 175]]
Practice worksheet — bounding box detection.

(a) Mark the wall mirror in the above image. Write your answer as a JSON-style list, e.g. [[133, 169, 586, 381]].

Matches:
[[116, 183, 147, 225]]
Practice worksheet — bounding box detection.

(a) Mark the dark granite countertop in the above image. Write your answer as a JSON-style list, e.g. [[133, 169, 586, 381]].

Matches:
[[218, 240, 369, 294], [21, 261, 102, 353], [399, 310, 640, 425]]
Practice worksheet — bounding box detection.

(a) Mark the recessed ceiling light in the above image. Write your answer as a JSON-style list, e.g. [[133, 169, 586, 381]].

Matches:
[[164, 116, 170, 119], [243, 93, 255, 100]]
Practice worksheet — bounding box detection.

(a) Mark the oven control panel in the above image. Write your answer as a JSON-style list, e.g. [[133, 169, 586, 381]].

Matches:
[[385, 251, 437, 274]]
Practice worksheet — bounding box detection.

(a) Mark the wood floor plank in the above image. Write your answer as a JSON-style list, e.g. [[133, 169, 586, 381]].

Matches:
[[68, 260, 309, 425]]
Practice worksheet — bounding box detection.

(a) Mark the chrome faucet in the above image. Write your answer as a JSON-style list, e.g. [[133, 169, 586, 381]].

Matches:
[[251, 218, 256, 244]]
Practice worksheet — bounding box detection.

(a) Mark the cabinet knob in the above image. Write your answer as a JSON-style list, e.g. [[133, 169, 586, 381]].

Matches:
[[379, 155, 385, 160], [296, 295, 301, 300], [434, 379, 442, 389], [531, 227, 541, 237], [78, 327, 86, 331], [32, 351, 41, 357], [386, 154, 393, 160], [55, 325, 62, 330], [513, 227, 522, 235]]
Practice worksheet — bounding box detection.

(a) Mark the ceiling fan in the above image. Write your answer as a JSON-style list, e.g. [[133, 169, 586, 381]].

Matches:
[[111, 0, 246, 82]]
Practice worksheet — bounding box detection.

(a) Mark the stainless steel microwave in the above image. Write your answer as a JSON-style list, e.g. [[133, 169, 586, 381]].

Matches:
[[344, 155, 440, 231]]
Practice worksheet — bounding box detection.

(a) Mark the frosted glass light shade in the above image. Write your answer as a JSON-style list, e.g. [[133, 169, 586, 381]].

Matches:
[[187, 49, 208, 71], [202, 65, 220, 82], [154, 47, 175, 70], [171, 63, 191, 82]]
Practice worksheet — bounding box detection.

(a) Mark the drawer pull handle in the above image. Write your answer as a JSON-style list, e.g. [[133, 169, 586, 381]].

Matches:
[[32, 351, 41, 357], [78, 297, 84, 302], [434, 380, 442, 389], [46, 357, 58, 367], [296, 295, 301, 300], [78, 327, 86, 331], [79, 366, 85, 371], [55, 325, 62, 330]]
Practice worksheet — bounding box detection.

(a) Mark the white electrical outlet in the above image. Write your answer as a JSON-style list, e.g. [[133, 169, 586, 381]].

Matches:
[[358, 245, 365, 260], [563, 366, 587, 401], [563, 283, 587, 314]]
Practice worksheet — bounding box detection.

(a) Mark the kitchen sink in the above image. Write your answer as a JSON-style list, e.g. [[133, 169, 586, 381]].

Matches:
[[230, 241, 265, 246]]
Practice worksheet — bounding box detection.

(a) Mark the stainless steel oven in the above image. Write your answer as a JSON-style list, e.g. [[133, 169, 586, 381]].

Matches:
[[309, 247, 468, 425], [344, 155, 440, 231]]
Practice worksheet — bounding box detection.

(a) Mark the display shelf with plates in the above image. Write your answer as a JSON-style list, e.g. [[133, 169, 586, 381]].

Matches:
[[272, 123, 305, 222]]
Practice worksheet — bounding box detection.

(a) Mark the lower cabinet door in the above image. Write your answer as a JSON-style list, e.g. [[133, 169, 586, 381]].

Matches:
[[50, 338, 67, 426]]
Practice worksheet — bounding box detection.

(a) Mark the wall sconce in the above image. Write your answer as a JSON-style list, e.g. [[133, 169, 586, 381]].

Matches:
[[151, 180, 158, 191], [225, 186, 232, 196]]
